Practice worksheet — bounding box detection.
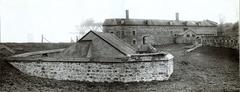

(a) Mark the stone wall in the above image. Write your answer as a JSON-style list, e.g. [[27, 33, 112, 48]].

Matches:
[[176, 37, 195, 44], [9, 59, 173, 82], [103, 26, 217, 48]]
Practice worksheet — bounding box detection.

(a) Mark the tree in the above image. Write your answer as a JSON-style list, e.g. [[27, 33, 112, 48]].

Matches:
[[76, 18, 103, 37], [218, 15, 225, 36], [232, 22, 239, 31]]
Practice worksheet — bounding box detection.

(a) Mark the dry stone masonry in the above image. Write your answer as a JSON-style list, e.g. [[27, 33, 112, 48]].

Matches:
[[9, 55, 173, 82]]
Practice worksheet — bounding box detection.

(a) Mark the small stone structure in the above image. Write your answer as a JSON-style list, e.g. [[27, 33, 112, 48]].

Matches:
[[8, 53, 173, 82], [175, 29, 198, 44], [7, 31, 174, 82]]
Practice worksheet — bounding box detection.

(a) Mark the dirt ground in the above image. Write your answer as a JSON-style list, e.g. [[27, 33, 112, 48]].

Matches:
[[0, 44, 239, 92]]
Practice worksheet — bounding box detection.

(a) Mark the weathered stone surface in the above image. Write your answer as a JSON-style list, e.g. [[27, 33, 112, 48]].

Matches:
[[9, 59, 173, 82]]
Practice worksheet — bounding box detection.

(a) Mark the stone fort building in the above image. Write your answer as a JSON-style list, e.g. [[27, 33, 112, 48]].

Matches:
[[103, 10, 218, 48]]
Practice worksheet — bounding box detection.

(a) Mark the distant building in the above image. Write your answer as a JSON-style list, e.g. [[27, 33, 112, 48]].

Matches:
[[103, 10, 218, 48], [176, 29, 197, 44]]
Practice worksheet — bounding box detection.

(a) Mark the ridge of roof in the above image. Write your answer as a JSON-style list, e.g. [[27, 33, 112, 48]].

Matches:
[[103, 18, 218, 27], [178, 29, 197, 35], [79, 31, 136, 56]]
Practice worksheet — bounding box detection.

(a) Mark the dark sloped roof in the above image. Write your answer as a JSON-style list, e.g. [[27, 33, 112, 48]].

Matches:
[[103, 18, 218, 27], [79, 31, 136, 56], [61, 40, 92, 58]]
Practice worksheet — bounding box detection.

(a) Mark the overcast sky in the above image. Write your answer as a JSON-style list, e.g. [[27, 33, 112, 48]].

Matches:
[[0, 0, 239, 42]]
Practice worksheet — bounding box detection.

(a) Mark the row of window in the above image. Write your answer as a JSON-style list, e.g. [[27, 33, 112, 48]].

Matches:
[[110, 30, 180, 36], [186, 34, 196, 37], [110, 31, 136, 36]]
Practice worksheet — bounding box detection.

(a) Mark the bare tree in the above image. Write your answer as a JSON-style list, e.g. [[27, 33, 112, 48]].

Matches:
[[76, 18, 103, 37], [218, 15, 225, 36]]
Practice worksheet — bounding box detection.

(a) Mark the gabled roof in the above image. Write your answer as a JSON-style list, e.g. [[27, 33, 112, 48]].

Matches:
[[103, 18, 218, 27], [79, 31, 136, 56], [178, 29, 197, 35], [61, 40, 92, 58]]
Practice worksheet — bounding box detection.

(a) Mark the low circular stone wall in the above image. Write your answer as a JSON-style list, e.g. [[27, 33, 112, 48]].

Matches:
[[9, 58, 173, 82]]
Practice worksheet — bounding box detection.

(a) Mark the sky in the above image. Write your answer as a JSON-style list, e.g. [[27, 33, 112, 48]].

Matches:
[[0, 0, 239, 42]]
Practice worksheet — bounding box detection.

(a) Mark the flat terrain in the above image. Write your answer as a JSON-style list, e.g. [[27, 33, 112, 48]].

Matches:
[[0, 43, 73, 54], [0, 44, 239, 92]]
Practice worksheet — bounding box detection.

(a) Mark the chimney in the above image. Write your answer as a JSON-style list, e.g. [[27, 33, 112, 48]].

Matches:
[[176, 12, 179, 21], [126, 10, 129, 19]]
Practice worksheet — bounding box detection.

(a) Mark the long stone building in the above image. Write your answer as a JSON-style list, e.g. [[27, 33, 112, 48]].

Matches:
[[103, 10, 218, 48]]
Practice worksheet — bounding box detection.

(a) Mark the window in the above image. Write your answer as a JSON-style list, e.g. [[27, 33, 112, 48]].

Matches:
[[174, 34, 177, 36], [122, 31, 124, 36], [110, 32, 113, 34], [192, 34, 195, 37], [132, 31, 136, 36], [183, 27, 188, 31], [143, 36, 147, 44], [186, 34, 190, 37], [116, 31, 120, 37], [144, 20, 148, 25], [133, 40, 136, 45], [121, 19, 124, 24]]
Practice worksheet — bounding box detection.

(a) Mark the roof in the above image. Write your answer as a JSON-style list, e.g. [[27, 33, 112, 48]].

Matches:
[[103, 18, 218, 27], [61, 40, 92, 58], [178, 29, 197, 35], [12, 49, 64, 57], [79, 31, 136, 56]]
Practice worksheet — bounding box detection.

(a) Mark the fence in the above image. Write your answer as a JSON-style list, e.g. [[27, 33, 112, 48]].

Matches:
[[201, 36, 239, 50]]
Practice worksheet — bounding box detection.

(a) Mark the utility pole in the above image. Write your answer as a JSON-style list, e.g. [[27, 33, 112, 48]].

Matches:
[[41, 34, 43, 43], [41, 34, 50, 43], [0, 16, 1, 43]]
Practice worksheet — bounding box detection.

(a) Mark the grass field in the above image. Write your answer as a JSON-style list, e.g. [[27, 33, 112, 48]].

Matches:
[[0, 43, 239, 92]]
